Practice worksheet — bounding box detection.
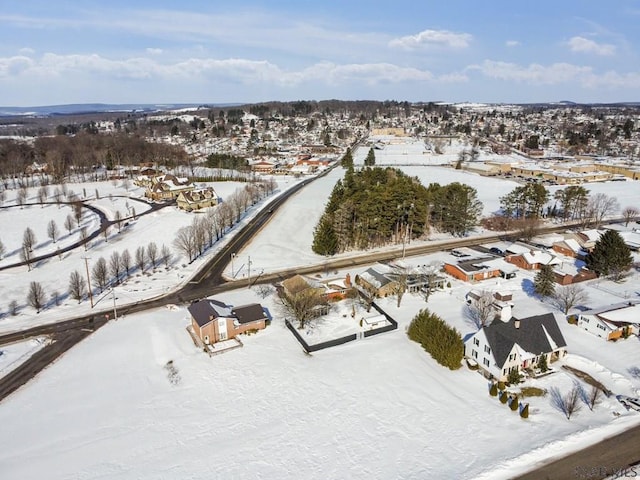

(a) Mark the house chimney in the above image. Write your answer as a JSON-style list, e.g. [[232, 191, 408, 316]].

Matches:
[[514, 319, 520, 329], [345, 273, 351, 287]]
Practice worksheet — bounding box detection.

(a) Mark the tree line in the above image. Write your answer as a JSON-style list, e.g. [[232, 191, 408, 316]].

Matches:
[[312, 154, 482, 256]]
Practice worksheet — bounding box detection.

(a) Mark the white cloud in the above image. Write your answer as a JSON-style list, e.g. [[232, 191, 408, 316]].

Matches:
[[505, 40, 520, 48], [0, 56, 34, 77], [145, 48, 163, 55], [18, 47, 35, 55], [567, 36, 615, 56], [389, 29, 472, 50], [0, 53, 434, 87], [469, 59, 640, 90], [469, 60, 592, 84]]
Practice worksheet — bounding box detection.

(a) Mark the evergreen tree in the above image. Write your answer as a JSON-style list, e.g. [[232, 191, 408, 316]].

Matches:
[[312, 214, 339, 256], [537, 354, 548, 373], [585, 230, 633, 280], [364, 147, 376, 166], [509, 395, 519, 411], [341, 148, 354, 171], [534, 264, 556, 297], [520, 403, 529, 419], [489, 383, 498, 396], [407, 309, 463, 370]]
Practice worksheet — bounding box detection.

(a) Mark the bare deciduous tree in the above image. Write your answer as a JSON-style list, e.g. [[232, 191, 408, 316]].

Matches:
[[255, 284, 274, 299], [64, 214, 75, 234], [160, 244, 172, 268], [109, 251, 122, 284], [622, 206, 639, 226], [391, 265, 408, 308], [47, 219, 59, 243], [50, 290, 61, 307], [465, 290, 495, 329], [577, 384, 602, 411], [37, 185, 48, 206], [16, 187, 27, 208], [23, 227, 36, 252], [135, 245, 146, 272], [147, 242, 158, 268], [279, 288, 327, 329], [27, 281, 46, 313], [9, 299, 19, 316], [114, 210, 123, 232], [587, 193, 619, 228], [552, 284, 589, 315], [550, 385, 582, 420], [120, 249, 132, 277], [69, 270, 86, 303], [79, 226, 89, 250], [173, 225, 196, 263], [92, 257, 108, 293]]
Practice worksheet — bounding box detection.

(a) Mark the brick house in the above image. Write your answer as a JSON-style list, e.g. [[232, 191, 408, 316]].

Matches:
[[188, 299, 268, 345], [444, 257, 517, 282], [505, 249, 560, 270]]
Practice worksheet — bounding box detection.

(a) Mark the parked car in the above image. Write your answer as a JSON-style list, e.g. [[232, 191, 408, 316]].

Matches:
[[489, 247, 504, 256], [450, 250, 464, 257], [617, 395, 640, 412]]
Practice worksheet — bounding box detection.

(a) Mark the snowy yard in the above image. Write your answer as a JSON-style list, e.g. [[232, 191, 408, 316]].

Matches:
[[0, 284, 639, 480]]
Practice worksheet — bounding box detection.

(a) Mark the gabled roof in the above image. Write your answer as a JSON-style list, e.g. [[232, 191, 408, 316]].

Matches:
[[482, 313, 567, 368], [232, 303, 267, 324], [188, 299, 230, 327]]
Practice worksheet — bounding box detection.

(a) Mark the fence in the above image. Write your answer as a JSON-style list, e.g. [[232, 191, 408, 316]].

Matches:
[[284, 300, 398, 352]]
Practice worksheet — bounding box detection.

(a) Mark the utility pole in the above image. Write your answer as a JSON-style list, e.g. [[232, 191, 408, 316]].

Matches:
[[111, 288, 117, 321], [82, 256, 93, 308], [231, 252, 236, 278]]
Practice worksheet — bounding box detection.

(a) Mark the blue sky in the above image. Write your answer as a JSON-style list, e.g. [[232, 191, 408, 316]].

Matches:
[[2, 0, 640, 106]]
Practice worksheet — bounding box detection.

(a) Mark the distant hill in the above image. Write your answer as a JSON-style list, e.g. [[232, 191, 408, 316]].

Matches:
[[0, 103, 240, 117]]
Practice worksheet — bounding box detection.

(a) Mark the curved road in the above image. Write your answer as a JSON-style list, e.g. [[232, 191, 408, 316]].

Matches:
[[0, 164, 638, 477]]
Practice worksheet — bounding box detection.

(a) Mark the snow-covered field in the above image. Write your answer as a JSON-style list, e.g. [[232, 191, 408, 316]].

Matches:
[[1, 278, 639, 480], [0, 337, 48, 378], [1, 136, 639, 479]]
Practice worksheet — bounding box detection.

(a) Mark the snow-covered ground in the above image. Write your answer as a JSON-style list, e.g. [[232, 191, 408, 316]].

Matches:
[[1, 277, 639, 480], [0, 337, 48, 378], [1, 136, 639, 479]]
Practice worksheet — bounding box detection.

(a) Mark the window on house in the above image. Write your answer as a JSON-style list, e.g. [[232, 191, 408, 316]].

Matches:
[[472, 350, 478, 359], [483, 358, 490, 367], [484, 345, 491, 354], [473, 338, 479, 346]]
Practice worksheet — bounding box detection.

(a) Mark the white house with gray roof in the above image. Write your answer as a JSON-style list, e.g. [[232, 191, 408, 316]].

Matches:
[[465, 313, 567, 382]]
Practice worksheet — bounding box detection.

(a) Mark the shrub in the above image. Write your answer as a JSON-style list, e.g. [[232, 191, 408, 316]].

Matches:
[[538, 355, 548, 373], [507, 369, 522, 385], [497, 381, 506, 391], [520, 387, 547, 398], [489, 383, 498, 397], [407, 309, 464, 370], [500, 391, 508, 404], [446, 281, 452, 288], [520, 403, 529, 419], [509, 395, 519, 411]]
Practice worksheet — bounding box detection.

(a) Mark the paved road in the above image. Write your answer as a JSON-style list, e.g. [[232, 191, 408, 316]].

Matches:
[[515, 422, 640, 480]]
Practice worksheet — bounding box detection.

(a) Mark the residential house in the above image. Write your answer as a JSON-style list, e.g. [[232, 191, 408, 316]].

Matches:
[[355, 264, 399, 298], [552, 238, 587, 259], [250, 161, 276, 174], [444, 257, 517, 282], [464, 313, 568, 382], [144, 174, 194, 201], [572, 301, 640, 341], [505, 249, 560, 271], [188, 299, 269, 345], [465, 289, 513, 322], [575, 229, 603, 251], [176, 187, 219, 212]]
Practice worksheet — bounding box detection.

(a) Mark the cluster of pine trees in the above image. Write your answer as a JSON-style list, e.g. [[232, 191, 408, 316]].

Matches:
[[407, 309, 464, 370], [312, 151, 483, 255]]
